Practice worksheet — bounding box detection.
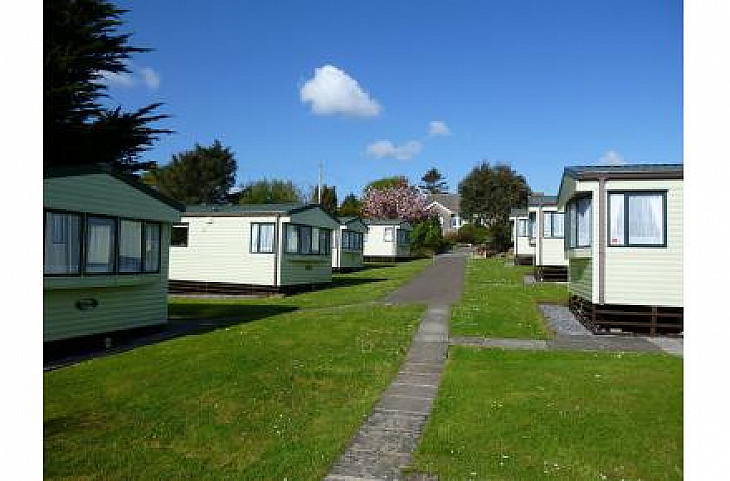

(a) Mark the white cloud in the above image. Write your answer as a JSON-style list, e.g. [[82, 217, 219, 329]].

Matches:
[[139, 66, 160, 89], [300, 64, 381, 117], [428, 120, 451, 136], [598, 150, 627, 165], [100, 70, 135, 87], [366, 140, 423, 160]]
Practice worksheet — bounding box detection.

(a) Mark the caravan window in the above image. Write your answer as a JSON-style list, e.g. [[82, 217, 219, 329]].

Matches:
[[383, 227, 394, 242], [118, 220, 143, 272], [608, 192, 666, 247], [543, 212, 564, 238], [285, 224, 331, 255], [144, 223, 161, 272], [171, 223, 189, 247], [517, 219, 528, 237], [44, 211, 82, 275], [85, 216, 117, 273], [251, 223, 275, 253], [566, 196, 592, 248]]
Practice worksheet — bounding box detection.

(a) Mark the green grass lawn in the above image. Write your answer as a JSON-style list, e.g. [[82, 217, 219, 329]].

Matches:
[[45, 304, 425, 480], [450, 258, 568, 339], [409, 347, 683, 481], [168, 259, 431, 321]]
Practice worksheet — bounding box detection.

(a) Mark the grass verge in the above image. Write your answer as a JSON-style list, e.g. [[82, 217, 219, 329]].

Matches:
[[409, 347, 683, 481], [450, 258, 568, 338], [44, 304, 424, 480]]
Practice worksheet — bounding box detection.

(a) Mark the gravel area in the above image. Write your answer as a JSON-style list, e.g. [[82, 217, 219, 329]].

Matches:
[[538, 304, 592, 336]]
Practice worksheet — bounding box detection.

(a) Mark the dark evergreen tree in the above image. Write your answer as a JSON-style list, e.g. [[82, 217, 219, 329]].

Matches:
[[310, 185, 338, 216], [152, 140, 237, 204], [46, 0, 170, 173], [458, 162, 530, 251], [419, 168, 448, 194], [338, 194, 363, 217]]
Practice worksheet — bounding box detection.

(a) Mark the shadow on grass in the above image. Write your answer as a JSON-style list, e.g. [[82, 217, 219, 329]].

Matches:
[[328, 276, 387, 288], [45, 304, 297, 370]]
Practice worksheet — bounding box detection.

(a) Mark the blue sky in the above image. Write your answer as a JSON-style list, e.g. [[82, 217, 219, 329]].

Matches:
[[106, 0, 682, 198]]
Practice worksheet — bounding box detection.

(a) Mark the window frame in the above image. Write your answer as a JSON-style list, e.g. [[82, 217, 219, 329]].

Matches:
[[566, 194, 592, 249], [607, 190, 668, 248], [84, 214, 118, 275], [397, 228, 410, 246], [542, 211, 564, 239], [171, 222, 190, 247], [117, 218, 144, 274], [383, 226, 394, 242], [143, 221, 162, 273], [43, 209, 84, 277], [516, 219, 528, 237], [284, 223, 332, 256], [250, 222, 276, 254]]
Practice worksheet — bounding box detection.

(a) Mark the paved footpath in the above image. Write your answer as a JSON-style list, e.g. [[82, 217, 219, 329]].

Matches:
[[325, 254, 467, 481]]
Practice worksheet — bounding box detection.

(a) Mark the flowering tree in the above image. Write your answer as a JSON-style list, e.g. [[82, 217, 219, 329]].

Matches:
[[362, 184, 431, 222]]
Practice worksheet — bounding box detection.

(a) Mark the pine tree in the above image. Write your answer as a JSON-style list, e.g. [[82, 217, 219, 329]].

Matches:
[[419, 168, 448, 194]]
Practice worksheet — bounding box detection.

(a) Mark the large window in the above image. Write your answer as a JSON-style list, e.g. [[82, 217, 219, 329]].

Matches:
[[342, 230, 364, 250], [517, 219, 528, 237], [44, 211, 82, 275], [543, 212, 564, 238], [567, 196, 592, 248], [251, 223, 275, 253], [528, 212, 536, 239], [384, 227, 394, 242], [609, 192, 666, 247], [397, 229, 410, 246], [171, 223, 189, 247], [44, 210, 162, 276], [285, 224, 331, 255]]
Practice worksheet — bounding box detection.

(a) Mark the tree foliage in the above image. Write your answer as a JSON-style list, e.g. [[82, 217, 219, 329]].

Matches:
[[338, 194, 363, 217], [362, 184, 430, 222], [364, 176, 409, 192], [238, 179, 303, 205], [419, 168, 448, 194], [458, 162, 530, 251], [410, 218, 451, 256], [45, 0, 171, 173], [148, 140, 236, 204], [310, 185, 338, 216]]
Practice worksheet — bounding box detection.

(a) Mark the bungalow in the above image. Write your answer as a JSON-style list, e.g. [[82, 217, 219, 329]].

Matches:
[[332, 217, 368, 271], [529, 195, 567, 281], [509, 208, 534, 265], [363, 219, 412, 261], [426, 193, 467, 234], [43, 164, 183, 342], [556, 164, 683, 334], [168, 204, 340, 293]]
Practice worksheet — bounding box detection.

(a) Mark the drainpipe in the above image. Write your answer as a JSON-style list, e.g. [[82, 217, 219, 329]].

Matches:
[[597, 176, 606, 305], [273, 214, 281, 287], [537, 201, 543, 267]]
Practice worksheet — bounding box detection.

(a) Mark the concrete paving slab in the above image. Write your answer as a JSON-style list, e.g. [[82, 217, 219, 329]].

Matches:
[[376, 394, 433, 415], [643, 336, 683, 356], [450, 335, 549, 350], [384, 383, 438, 399]]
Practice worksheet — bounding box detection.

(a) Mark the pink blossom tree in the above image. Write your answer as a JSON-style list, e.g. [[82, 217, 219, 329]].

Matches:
[[362, 184, 431, 222]]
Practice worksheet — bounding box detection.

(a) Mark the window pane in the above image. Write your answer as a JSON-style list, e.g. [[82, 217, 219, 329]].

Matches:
[[286, 225, 298, 253], [171, 224, 188, 247], [119, 220, 142, 272], [319, 229, 329, 254], [300, 226, 312, 254], [251, 223, 261, 253], [312, 227, 320, 253], [528, 212, 536, 238], [553, 213, 564, 238], [543, 212, 553, 238], [384, 227, 394, 242], [259, 224, 274, 253], [609, 194, 625, 246], [577, 198, 591, 247], [86, 216, 116, 273], [628, 194, 664, 245], [44, 212, 81, 274], [144, 223, 160, 272]]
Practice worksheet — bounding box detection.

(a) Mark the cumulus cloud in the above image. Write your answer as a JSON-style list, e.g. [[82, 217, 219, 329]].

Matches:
[[366, 140, 423, 160], [428, 120, 451, 136], [597, 150, 627, 165], [139, 66, 161, 89], [99, 62, 160, 90], [300, 64, 381, 117]]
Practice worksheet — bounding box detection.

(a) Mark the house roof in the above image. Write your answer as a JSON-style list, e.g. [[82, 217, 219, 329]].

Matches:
[[338, 216, 368, 231], [426, 193, 460, 213], [528, 194, 558, 206], [363, 218, 412, 229], [184, 203, 304, 215], [563, 163, 684, 180], [44, 163, 185, 211], [509, 208, 528, 217]]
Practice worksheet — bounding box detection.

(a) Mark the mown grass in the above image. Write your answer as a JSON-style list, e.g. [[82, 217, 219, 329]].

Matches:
[[450, 258, 568, 339], [168, 258, 432, 320], [44, 304, 425, 480], [409, 347, 683, 481]]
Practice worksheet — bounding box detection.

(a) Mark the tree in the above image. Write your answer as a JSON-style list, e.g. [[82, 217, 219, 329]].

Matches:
[[151, 140, 237, 204], [458, 162, 530, 251], [338, 194, 363, 217], [238, 179, 303, 205], [46, 0, 171, 173], [310, 185, 338, 216], [364, 176, 409, 192], [419, 168, 448, 194], [362, 184, 430, 222], [410, 217, 450, 256]]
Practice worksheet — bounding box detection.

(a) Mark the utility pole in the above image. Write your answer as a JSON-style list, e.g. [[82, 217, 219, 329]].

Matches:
[[318, 161, 323, 204]]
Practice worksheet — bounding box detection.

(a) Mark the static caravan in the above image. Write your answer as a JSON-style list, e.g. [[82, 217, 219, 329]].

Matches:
[[332, 217, 368, 271], [363, 219, 412, 261], [169, 204, 340, 292], [44, 165, 183, 342], [529, 195, 568, 281], [509, 208, 534, 265], [556, 164, 683, 334]]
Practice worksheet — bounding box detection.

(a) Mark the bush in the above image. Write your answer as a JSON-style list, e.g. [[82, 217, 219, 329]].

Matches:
[[410, 218, 451, 256], [455, 224, 489, 245]]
